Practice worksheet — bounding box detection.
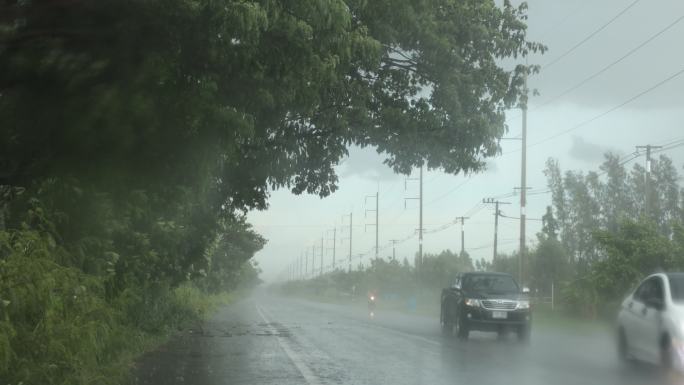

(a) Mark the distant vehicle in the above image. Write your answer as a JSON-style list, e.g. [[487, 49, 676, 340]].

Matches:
[[440, 272, 531, 341], [616, 272, 684, 370], [367, 290, 377, 318], [368, 292, 377, 310]]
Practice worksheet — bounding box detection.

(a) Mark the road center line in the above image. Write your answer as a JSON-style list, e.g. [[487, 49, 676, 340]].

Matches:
[[255, 304, 322, 385]]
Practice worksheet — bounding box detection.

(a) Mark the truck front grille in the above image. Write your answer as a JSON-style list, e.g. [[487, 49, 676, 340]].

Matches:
[[481, 300, 517, 310]]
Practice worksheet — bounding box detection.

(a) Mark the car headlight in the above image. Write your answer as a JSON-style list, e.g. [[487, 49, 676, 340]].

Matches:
[[517, 300, 530, 310], [464, 298, 481, 307]]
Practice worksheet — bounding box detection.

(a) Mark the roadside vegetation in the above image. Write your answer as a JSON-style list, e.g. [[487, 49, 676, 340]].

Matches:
[[499, 153, 684, 319], [0, 190, 264, 385], [1, 0, 542, 383], [281, 153, 684, 322]]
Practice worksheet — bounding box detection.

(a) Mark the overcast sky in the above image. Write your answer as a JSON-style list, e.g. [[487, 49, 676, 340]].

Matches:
[[249, 0, 684, 282]]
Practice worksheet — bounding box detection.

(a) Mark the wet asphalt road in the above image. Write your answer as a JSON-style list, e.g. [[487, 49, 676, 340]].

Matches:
[[133, 292, 677, 385]]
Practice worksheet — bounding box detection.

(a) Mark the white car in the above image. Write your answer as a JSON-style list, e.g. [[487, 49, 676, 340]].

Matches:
[[616, 272, 684, 369]]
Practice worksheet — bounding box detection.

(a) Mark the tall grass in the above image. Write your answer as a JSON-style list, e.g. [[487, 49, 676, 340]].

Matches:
[[0, 230, 235, 385]]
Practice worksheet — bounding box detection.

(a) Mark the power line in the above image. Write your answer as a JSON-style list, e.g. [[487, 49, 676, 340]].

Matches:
[[653, 139, 684, 154], [464, 202, 486, 218], [543, 0, 643, 70], [594, 150, 642, 177], [507, 13, 683, 136], [504, 66, 684, 155], [535, 15, 684, 110], [424, 176, 472, 207], [499, 213, 543, 222], [653, 136, 684, 147], [536, 2, 590, 39], [467, 239, 519, 252]]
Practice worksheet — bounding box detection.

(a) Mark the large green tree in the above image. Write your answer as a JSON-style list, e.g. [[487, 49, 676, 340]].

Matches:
[[1, 0, 544, 211], [0, 3, 545, 381]]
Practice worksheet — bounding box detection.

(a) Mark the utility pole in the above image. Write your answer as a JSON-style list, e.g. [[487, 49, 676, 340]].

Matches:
[[312, 244, 315, 275], [320, 236, 324, 276], [341, 212, 353, 272], [484, 198, 511, 261], [365, 190, 379, 259], [519, 70, 528, 287], [390, 239, 398, 260], [494, 202, 501, 260], [419, 166, 423, 268], [305, 250, 308, 277], [349, 213, 352, 272], [405, 166, 424, 268], [636, 144, 662, 217], [455, 217, 469, 255], [333, 228, 336, 269], [376, 190, 379, 259], [327, 228, 337, 271]]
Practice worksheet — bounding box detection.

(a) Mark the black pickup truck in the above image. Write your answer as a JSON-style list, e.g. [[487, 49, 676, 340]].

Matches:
[[440, 272, 531, 341]]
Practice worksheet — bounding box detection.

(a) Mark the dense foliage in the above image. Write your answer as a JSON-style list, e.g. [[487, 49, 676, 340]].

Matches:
[[482, 154, 684, 318], [1, 0, 543, 206], [0, 0, 542, 383]]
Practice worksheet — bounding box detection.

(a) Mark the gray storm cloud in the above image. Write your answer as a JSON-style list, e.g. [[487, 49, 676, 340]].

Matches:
[[568, 136, 612, 164], [339, 146, 402, 182]]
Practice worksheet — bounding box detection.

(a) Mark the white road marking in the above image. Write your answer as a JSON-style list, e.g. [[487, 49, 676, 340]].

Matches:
[[259, 306, 337, 362], [256, 304, 322, 385]]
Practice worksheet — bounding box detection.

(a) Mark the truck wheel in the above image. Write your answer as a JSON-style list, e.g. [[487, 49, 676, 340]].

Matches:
[[517, 325, 530, 343], [617, 328, 630, 363], [454, 314, 469, 340], [440, 313, 450, 336], [661, 335, 673, 369]]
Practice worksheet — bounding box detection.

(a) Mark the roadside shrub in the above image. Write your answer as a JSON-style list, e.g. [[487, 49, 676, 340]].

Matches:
[[0, 229, 240, 385]]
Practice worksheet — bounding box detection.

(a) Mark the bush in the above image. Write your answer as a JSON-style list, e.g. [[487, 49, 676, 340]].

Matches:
[[0, 229, 239, 385]]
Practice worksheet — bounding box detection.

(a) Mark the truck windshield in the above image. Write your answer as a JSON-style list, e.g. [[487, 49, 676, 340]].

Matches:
[[463, 275, 519, 294], [668, 274, 684, 301]]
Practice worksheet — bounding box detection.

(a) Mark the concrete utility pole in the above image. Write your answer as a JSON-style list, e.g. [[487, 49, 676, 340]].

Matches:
[[342, 212, 353, 272], [455, 217, 469, 255], [349, 213, 352, 272], [320, 236, 324, 276], [405, 166, 424, 268], [327, 228, 336, 270], [484, 198, 511, 261], [519, 71, 528, 287], [365, 190, 379, 259], [376, 190, 379, 259], [636, 144, 662, 216], [311, 245, 315, 274], [419, 166, 423, 268], [305, 250, 308, 276], [390, 239, 398, 261]]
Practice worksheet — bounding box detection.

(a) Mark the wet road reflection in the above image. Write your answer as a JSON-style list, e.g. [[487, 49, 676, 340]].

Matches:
[[134, 293, 681, 385]]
